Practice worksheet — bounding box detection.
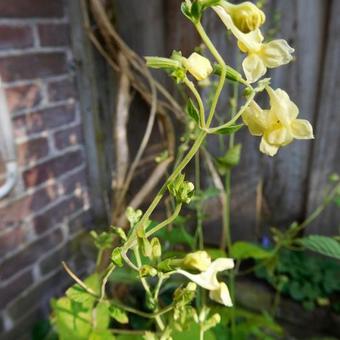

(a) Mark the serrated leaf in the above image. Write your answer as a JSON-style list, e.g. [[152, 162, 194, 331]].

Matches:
[[299, 235, 340, 260], [210, 124, 243, 135], [231, 241, 273, 260], [185, 98, 200, 124]]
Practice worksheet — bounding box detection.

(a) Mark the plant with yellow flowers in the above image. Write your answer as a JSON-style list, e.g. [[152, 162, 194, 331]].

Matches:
[[50, 1, 333, 340]]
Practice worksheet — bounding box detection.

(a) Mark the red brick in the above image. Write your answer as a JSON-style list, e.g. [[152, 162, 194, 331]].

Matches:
[[13, 103, 76, 137], [23, 149, 83, 188], [0, 228, 63, 280], [17, 137, 49, 166], [0, 25, 33, 50], [0, 270, 33, 307], [54, 125, 83, 150], [0, 225, 27, 257], [33, 195, 86, 234], [0, 0, 63, 18], [0, 184, 58, 230], [68, 210, 93, 235], [5, 83, 42, 114], [61, 168, 87, 196], [0, 52, 67, 82], [38, 23, 70, 47], [48, 77, 76, 102]]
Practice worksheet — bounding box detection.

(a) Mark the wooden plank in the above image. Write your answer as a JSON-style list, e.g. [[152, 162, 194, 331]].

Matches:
[[306, 0, 340, 235], [68, 0, 111, 220]]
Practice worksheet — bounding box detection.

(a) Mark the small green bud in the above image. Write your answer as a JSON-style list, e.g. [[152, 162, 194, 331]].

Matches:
[[126, 207, 143, 228], [111, 247, 123, 267], [173, 282, 197, 307], [111, 226, 127, 241], [138, 236, 152, 258], [168, 173, 195, 204], [140, 265, 157, 277], [201, 313, 221, 332], [151, 237, 162, 259]]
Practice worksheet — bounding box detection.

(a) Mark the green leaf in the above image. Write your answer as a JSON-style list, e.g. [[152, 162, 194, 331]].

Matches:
[[216, 144, 242, 174], [289, 281, 305, 301], [181, 2, 192, 21], [109, 306, 129, 324], [231, 241, 273, 260], [210, 124, 243, 135], [299, 235, 340, 260], [94, 301, 111, 331], [111, 247, 124, 267], [185, 98, 200, 124], [66, 285, 96, 309], [89, 330, 115, 340], [172, 322, 216, 340], [52, 297, 92, 340], [190, 2, 203, 22]]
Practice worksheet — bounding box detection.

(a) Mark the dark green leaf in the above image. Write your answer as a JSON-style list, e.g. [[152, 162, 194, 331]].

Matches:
[[210, 124, 243, 135], [185, 98, 200, 124], [231, 241, 273, 260], [181, 2, 192, 21], [299, 235, 340, 260]]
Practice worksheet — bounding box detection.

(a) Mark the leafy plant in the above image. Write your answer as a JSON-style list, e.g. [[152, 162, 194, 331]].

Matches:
[[256, 250, 340, 312]]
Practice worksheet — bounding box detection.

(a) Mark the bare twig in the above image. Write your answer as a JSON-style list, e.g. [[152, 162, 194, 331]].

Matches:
[[62, 261, 98, 297]]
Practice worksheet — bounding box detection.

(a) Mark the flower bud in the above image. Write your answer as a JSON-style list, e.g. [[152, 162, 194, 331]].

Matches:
[[150, 237, 162, 259], [222, 1, 265, 33], [140, 265, 157, 277], [184, 52, 213, 81], [183, 251, 212, 272]]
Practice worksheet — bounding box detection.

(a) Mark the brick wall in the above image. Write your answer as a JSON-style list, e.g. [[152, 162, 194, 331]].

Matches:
[[0, 1, 95, 338]]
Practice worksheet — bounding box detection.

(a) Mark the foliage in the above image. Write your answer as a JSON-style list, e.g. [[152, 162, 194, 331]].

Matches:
[[256, 250, 340, 312]]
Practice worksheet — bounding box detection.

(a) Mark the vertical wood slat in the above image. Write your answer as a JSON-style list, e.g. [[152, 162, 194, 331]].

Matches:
[[110, 1, 338, 237], [306, 0, 340, 235], [68, 0, 110, 220]]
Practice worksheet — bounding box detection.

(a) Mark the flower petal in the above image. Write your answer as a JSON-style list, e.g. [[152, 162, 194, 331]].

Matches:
[[291, 119, 314, 139], [177, 269, 218, 290], [213, 6, 262, 52], [243, 101, 270, 136], [209, 283, 233, 307], [261, 39, 294, 68], [266, 87, 299, 126], [242, 54, 267, 83], [259, 137, 279, 156], [266, 127, 293, 146]]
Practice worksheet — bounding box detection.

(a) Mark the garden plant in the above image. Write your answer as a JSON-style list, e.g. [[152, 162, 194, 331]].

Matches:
[[50, 1, 340, 339]]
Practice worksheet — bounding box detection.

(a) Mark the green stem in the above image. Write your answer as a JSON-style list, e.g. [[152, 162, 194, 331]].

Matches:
[[200, 328, 205, 340], [195, 152, 204, 251], [99, 263, 115, 301], [184, 77, 206, 127], [146, 204, 182, 238], [195, 22, 227, 126], [123, 131, 206, 253]]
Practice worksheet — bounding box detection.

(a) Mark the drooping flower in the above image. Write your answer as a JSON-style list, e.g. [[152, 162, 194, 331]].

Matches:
[[184, 52, 213, 81], [220, 1, 266, 33], [177, 257, 234, 306], [183, 251, 212, 272], [242, 86, 314, 156], [213, 5, 294, 83]]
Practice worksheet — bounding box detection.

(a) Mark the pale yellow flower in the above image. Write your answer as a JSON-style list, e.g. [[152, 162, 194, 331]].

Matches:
[[183, 251, 212, 272], [213, 5, 294, 83], [177, 258, 234, 306], [221, 1, 265, 33], [242, 87, 314, 156], [184, 52, 213, 81]]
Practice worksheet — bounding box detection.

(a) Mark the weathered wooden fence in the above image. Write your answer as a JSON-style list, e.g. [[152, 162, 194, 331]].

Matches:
[[80, 0, 339, 240]]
